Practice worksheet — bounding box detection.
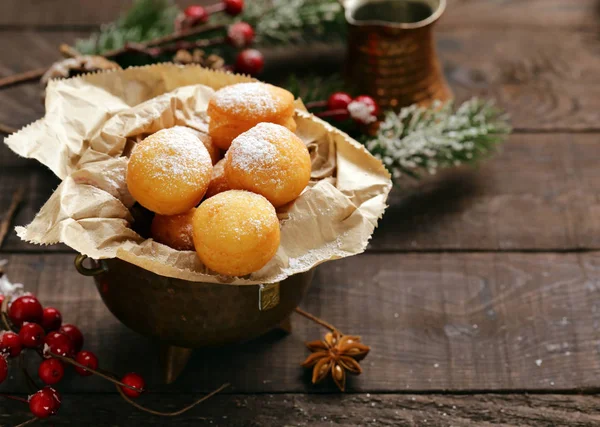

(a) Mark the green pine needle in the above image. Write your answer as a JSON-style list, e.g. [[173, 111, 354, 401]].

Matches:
[[364, 99, 511, 183], [234, 0, 346, 45], [75, 0, 179, 55]]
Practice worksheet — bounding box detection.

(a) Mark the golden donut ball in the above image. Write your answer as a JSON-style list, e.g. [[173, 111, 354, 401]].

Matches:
[[184, 128, 221, 165], [225, 122, 311, 208], [208, 82, 296, 150], [204, 159, 230, 199], [127, 126, 213, 215], [192, 190, 280, 276], [150, 208, 196, 251]]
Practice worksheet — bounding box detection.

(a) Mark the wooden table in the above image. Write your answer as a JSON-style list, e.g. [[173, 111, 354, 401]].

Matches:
[[2, 0, 600, 425]]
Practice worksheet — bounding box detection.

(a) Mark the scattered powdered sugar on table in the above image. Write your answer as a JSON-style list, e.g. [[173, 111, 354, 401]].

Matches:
[[213, 83, 276, 115]]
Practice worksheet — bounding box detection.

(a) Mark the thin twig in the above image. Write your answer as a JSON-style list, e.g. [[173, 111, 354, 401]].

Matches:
[[294, 307, 339, 333], [45, 351, 141, 393], [1, 294, 13, 331], [304, 100, 327, 109], [92, 23, 226, 59], [0, 67, 48, 90], [0, 123, 18, 134], [14, 418, 38, 427], [0, 187, 24, 249], [59, 44, 81, 58], [0, 23, 227, 90], [0, 394, 29, 404], [315, 109, 347, 118], [116, 382, 229, 417]]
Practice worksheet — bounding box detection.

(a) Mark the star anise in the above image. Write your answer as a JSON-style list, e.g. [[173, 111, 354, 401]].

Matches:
[[301, 331, 370, 391]]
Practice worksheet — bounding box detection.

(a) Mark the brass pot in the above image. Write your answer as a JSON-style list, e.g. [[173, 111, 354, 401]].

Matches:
[[75, 255, 313, 348], [344, 0, 452, 109]]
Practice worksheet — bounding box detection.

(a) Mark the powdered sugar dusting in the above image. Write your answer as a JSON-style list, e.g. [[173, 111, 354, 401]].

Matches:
[[213, 83, 277, 115], [131, 126, 211, 191], [348, 100, 377, 124], [227, 123, 285, 174]]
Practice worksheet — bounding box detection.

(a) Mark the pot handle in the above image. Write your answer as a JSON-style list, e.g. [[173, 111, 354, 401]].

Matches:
[[74, 254, 107, 276]]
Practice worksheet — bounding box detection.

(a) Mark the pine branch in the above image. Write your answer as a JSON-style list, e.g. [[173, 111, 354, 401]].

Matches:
[[364, 99, 511, 183], [233, 0, 346, 45], [75, 0, 180, 55]]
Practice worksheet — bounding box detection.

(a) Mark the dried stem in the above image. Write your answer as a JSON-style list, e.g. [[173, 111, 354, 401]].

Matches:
[[116, 382, 230, 417], [304, 100, 327, 109], [45, 351, 141, 393], [315, 109, 347, 118], [59, 44, 81, 59], [125, 36, 226, 58], [0, 187, 24, 249], [14, 418, 38, 427], [0, 394, 29, 404], [294, 307, 339, 333], [0, 23, 227, 90], [0, 123, 18, 134], [1, 295, 13, 331]]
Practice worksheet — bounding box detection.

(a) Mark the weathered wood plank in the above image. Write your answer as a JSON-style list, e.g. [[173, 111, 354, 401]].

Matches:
[[0, 0, 595, 29], [4, 393, 600, 426], [2, 29, 600, 131], [371, 133, 600, 251], [1, 252, 600, 393], [3, 133, 599, 252]]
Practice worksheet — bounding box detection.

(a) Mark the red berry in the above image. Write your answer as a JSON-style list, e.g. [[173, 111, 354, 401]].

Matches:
[[41, 307, 62, 331], [38, 358, 64, 385], [223, 0, 244, 16], [327, 92, 353, 121], [227, 22, 255, 48], [0, 331, 22, 357], [184, 5, 209, 25], [0, 294, 4, 306], [19, 323, 45, 348], [74, 350, 99, 376], [0, 355, 7, 384], [59, 324, 83, 353], [29, 388, 59, 418], [348, 95, 380, 124], [40, 386, 61, 408], [9, 295, 43, 327], [44, 331, 73, 357], [120, 372, 145, 398], [235, 49, 264, 76]]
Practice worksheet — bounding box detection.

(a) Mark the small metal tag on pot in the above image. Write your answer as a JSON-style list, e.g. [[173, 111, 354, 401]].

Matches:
[[259, 283, 280, 311]]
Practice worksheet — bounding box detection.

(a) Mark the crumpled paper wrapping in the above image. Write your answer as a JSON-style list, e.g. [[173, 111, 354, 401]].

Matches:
[[5, 64, 392, 285]]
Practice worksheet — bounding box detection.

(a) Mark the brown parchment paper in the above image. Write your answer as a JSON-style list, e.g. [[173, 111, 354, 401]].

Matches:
[[5, 64, 392, 285]]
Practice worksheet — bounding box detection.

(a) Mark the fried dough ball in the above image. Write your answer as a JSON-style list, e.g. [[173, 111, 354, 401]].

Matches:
[[207, 82, 296, 150], [184, 128, 221, 165], [127, 126, 213, 215], [204, 159, 230, 199], [150, 208, 196, 251], [192, 190, 280, 276], [224, 123, 311, 208]]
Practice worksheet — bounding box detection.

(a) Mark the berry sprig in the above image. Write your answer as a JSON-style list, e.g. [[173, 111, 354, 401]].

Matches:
[[0, 290, 228, 423], [306, 92, 380, 127]]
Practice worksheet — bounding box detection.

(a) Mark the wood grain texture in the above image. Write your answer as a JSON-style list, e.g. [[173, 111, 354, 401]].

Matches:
[[2, 28, 600, 131], [371, 133, 600, 251], [1, 252, 600, 394], [0, 0, 596, 29], [4, 393, 600, 426], [3, 133, 600, 252]]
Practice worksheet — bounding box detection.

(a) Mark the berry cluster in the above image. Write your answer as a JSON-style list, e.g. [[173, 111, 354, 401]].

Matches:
[[174, 0, 264, 76], [325, 92, 380, 125], [0, 294, 145, 420]]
